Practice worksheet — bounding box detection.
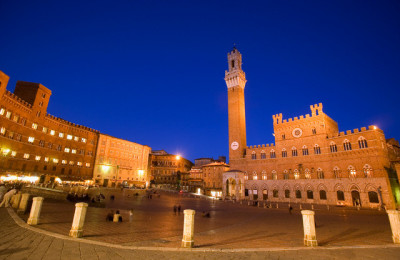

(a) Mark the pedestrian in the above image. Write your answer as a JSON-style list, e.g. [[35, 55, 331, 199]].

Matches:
[[289, 206, 293, 215], [177, 204, 181, 215], [106, 210, 114, 221], [0, 184, 6, 202], [129, 209, 134, 222], [173, 205, 177, 215], [0, 188, 17, 208]]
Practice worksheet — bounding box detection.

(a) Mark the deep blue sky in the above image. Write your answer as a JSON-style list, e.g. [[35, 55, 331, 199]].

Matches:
[[1, 1, 399, 162]]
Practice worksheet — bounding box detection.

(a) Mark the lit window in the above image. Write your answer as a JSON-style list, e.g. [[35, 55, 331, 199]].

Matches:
[[53, 158, 59, 163], [86, 163, 90, 167], [42, 127, 48, 133], [67, 135, 73, 140], [244, 174, 248, 180], [294, 170, 300, 179], [44, 157, 49, 162], [253, 172, 258, 180], [74, 136, 79, 141], [363, 165, 373, 178], [0, 127, 5, 135], [59, 132, 64, 138], [6, 111, 11, 119], [305, 169, 311, 179], [50, 130, 55, 135], [348, 166, 356, 178], [28, 136, 35, 143], [77, 162, 82, 166], [71, 149, 76, 154], [62, 160, 67, 165], [13, 115, 19, 122], [64, 147, 70, 153], [23, 153, 30, 159], [11, 151, 16, 157], [32, 123, 38, 130], [0, 108, 4, 115], [69, 161, 74, 165], [81, 138, 87, 143], [35, 156, 41, 161]]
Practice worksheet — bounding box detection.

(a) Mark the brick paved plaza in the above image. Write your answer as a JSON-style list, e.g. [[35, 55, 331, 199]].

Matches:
[[1, 190, 400, 259]]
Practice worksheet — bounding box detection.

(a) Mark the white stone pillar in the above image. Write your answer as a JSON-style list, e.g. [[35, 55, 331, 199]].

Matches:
[[27, 197, 44, 225], [301, 210, 318, 246], [387, 210, 400, 243], [12, 193, 22, 209], [69, 202, 88, 238], [181, 209, 195, 248], [18, 193, 30, 214]]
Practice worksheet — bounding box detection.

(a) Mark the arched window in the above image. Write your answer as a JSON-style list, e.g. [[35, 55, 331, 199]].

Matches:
[[244, 173, 248, 180], [273, 189, 279, 198], [317, 168, 324, 179], [251, 151, 256, 160], [285, 189, 290, 198], [262, 189, 268, 200], [343, 139, 352, 151], [307, 190, 314, 199], [282, 148, 287, 158], [358, 136, 368, 149], [305, 168, 311, 179], [295, 190, 302, 198], [272, 170, 277, 180], [294, 169, 300, 180], [283, 169, 289, 180], [319, 190, 327, 200], [363, 164, 373, 178], [261, 150, 266, 159], [292, 147, 298, 157], [262, 170, 267, 180], [337, 190, 345, 201], [302, 145, 309, 156], [253, 171, 258, 180], [348, 165, 356, 178], [368, 191, 379, 203], [330, 142, 337, 153], [314, 144, 321, 155], [333, 166, 340, 178], [270, 149, 276, 158]]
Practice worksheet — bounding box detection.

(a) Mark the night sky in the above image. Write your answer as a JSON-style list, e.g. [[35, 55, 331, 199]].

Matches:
[[1, 1, 399, 162]]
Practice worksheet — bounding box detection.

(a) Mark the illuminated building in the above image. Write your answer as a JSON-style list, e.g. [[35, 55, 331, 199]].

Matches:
[[93, 134, 151, 188], [0, 71, 98, 181], [223, 48, 400, 208], [150, 150, 193, 189]]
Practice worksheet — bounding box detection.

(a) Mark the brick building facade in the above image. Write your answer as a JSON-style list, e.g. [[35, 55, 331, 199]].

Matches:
[[222, 48, 400, 209], [93, 134, 151, 188], [0, 71, 99, 181]]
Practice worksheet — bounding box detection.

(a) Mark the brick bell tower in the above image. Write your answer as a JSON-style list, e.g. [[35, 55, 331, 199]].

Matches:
[[225, 47, 247, 162]]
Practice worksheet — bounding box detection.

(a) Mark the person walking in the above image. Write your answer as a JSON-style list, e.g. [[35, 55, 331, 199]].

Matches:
[[289, 206, 293, 215], [0, 188, 17, 208], [177, 204, 181, 215], [0, 185, 6, 202], [173, 205, 177, 215]]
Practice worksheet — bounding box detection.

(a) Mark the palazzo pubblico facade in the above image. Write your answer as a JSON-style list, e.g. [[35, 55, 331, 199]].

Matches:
[[222, 48, 400, 209]]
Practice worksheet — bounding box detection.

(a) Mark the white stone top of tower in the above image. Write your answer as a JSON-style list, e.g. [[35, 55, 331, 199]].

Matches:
[[225, 47, 247, 89]]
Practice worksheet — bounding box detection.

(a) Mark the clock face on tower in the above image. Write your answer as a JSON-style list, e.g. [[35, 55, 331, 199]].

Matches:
[[231, 141, 239, 150], [292, 128, 303, 138]]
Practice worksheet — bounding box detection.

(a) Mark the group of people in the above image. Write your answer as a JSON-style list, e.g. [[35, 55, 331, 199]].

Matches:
[[0, 184, 19, 208], [173, 204, 181, 215]]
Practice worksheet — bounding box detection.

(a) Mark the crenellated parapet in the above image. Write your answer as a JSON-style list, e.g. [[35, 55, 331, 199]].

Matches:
[[4, 90, 33, 109], [45, 113, 99, 133]]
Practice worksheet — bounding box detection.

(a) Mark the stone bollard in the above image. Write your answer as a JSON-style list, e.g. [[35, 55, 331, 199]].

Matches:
[[387, 210, 400, 243], [12, 194, 22, 209], [69, 203, 88, 238], [311, 204, 314, 210], [301, 210, 318, 246], [113, 213, 121, 222], [27, 197, 44, 225], [181, 209, 195, 248], [276, 203, 279, 209], [18, 193, 30, 214]]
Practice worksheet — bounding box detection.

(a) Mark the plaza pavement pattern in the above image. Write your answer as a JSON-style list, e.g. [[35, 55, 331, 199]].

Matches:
[[1, 191, 400, 259]]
